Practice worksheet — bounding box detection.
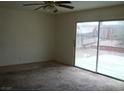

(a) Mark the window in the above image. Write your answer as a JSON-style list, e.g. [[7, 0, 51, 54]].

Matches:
[[75, 20, 124, 81]]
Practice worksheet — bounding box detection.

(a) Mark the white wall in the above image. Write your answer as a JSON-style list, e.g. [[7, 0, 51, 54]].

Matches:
[[0, 8, 55, 66], [1, 5, 124, 66], [55, 5, 124, 65]]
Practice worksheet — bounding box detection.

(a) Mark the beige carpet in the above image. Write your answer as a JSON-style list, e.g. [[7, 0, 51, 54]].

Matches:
[[0, 61, 124, 91]]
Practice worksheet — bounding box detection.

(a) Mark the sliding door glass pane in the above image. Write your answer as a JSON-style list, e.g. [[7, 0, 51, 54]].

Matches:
[[75, 22, 99, 71], [98, 21, 124, 80]]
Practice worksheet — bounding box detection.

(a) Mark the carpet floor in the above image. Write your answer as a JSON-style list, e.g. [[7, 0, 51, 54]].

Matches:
[[0, 61, 124, 91]]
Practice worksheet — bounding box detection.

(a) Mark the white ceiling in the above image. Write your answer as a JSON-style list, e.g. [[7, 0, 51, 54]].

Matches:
[[0, 1, 124, 13]]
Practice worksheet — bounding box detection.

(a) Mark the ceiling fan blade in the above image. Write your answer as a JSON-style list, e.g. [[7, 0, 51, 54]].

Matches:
[[55, 1, 71, 4], [58, 4, 74, 9], [23, 3, 44, 6], [34, 6, 44, 10]]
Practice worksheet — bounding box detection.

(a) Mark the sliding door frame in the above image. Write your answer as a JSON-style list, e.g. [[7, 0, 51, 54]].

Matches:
[[73, 19, 124, 82]]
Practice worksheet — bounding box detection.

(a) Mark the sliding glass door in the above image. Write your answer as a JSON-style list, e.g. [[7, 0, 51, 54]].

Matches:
[[75, 20, 124, 81], [98, 21, 124, 80], [75, 22, 99, 71]]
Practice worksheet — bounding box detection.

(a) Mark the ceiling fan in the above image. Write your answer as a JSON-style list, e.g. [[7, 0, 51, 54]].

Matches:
[[23, 1, 74, 13]]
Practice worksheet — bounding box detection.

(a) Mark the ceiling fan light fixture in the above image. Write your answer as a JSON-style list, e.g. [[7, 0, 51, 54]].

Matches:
[[23, 1, 74, 13], [44, 5, 55, 13]]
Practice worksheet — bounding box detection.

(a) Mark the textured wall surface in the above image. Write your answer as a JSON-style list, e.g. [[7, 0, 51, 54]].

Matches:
[[0, 8, 55, 66]]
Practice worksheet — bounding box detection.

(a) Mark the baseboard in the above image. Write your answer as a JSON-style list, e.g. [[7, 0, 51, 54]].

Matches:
[[0, 60, 53, 67], [0, 60, 72, 73], [0, 60, 55, 73], [54, 60, 72, 66]]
